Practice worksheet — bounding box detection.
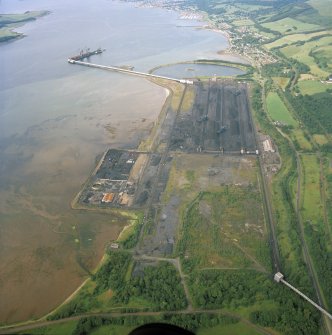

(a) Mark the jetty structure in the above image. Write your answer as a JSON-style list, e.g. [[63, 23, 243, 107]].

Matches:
[[68, 48, 104, 61], [274, 272, 332, 320], [68, 60, 193, 84], [67, 48, 193, 84]]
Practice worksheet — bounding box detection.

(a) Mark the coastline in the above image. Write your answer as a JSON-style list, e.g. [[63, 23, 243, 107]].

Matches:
[[0, 10, 50, 43], [0, 1, 241, 328]]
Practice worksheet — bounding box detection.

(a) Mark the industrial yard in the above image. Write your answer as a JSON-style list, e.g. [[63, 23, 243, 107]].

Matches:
[[75, 79, 260, 213], [77, 149, 147, 208], [75, 79, 258, 212], [170, 80, 257, 153]]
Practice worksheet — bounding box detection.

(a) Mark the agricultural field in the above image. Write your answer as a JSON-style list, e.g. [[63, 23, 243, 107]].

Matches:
[[232, 19, 255, 26], [309, 0, 332, 18], [235, 4, 272, 12], [311, 44, 332, 71], [264, 30, 331, 49], [297, 79, 331, 94], [280, 35, 332, 77], [261, 17, 321, 34], [265, 91, 312, 150], [266, 92, 297, 127]]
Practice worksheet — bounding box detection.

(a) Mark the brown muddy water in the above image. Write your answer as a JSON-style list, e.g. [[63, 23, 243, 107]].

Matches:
[[0, 72, 167, 323], [0, 0, 232, 323]]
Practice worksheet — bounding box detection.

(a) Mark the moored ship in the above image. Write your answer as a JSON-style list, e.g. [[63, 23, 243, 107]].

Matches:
[[68, 47, 104, 62]]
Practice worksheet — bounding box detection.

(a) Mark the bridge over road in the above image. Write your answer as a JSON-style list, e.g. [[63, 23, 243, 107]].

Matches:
[[68, 59, 194, 84]]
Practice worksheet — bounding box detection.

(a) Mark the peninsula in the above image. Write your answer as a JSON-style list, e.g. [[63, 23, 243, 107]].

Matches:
[[0, 10, 49, 43]]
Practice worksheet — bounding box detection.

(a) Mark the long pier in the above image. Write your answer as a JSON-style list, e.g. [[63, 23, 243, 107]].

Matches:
[[68, 59, 193, 85]]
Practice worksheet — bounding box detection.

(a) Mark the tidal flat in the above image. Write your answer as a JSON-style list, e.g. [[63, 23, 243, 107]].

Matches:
[[0, 0, 230, 323]]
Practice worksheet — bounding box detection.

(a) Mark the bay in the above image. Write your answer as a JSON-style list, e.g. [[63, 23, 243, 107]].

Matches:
[[0, 0, 233, 323]]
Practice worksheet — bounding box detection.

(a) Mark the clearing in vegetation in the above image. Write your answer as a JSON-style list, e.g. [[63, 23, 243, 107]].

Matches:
[[297, 80, 331, 95], [266, 92, 297, 127], [300, 154, 323, 224]]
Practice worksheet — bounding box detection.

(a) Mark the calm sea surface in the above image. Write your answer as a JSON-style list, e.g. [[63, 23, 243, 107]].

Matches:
[[153, 62, 245, 78], [0, 0, 235, 323]]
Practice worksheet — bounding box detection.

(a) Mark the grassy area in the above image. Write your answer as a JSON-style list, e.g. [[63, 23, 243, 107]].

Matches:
[[181, 84, 195, 112], [0, 11, 48, 23], [251, 84, 312, 286], [178, 187, 269, 273], [232, 19, 255, 26], [0, 11, 49, 42], [116, 214, 143, 249], [261, 17, 321, 34], [297, 80, 330, 94], [91, 325, 134, 335], [272, 77, 289, 90], [313, 134, 329, 145], [300, 154, 323, 224], [0, 28, 20, 42], [308, 0, 332, 18], [235, 4, 272, 11], [311, 44, 332, 72], [292, 129, 313, 151], [19, 321, 78, 334], [280, 35, 332, 77], [197, 321, 263, 335], [150, 78, 185, 110], [324, 154, 332, 238], [264, 30, 331, 49], [266, 92, 297, 127]]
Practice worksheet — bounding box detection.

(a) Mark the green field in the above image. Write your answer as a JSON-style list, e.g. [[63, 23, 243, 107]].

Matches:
[[292, 129, 313, 151], [19, 321, 78, 334], [197, 322, 263, 335], [300, 154, 323, 224], [262, 17, 321, 34], [266, 92, 297, 126], [264, 31, 330, 49], [178, 186, 270, 273], [235, 4, 272, 11], [297, 80, 330, 94], [0, 11, 49, 42], [280, 35, 332, 77], [309, 0, 332, 18], [232, 19, 255, 26]]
